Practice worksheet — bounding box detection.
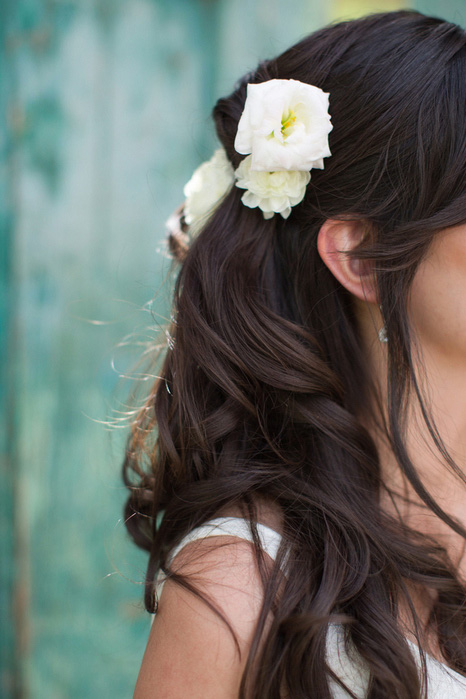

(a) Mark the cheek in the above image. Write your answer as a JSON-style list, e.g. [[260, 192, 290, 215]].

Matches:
[[408, 229, 466, 362]]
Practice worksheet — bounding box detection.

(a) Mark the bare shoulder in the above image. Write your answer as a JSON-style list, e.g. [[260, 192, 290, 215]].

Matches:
[[133, 534, 275, 699]]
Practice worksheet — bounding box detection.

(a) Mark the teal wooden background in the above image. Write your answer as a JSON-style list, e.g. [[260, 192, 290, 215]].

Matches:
[[2, 1, 465, 697]]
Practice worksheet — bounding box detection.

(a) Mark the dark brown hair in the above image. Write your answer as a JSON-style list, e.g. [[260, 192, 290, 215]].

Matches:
[[123, 10, 466, 697]]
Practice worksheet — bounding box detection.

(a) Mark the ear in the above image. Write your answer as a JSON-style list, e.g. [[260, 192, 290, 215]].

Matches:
[[317, 219, 378, 305]]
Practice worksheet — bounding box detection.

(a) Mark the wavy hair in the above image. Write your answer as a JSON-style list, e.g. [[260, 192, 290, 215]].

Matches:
[[122, 10, 466, 698]]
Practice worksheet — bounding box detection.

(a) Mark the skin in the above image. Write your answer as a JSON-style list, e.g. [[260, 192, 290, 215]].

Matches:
[[133, 536, 278, 698], [317, 219, 466, 659]]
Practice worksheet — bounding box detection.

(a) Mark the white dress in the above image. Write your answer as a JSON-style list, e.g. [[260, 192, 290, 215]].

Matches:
[[150, 516, 466, 698]]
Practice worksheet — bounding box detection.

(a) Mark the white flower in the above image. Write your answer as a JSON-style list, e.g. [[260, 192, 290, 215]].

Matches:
[[183, 147, 235, 234], [234, 154, 311, 219], [234, 79, 332, 172]]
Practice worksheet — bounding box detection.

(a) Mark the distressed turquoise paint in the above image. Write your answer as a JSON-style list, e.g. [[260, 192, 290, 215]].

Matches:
[[415, 0, 466, 26], [4, 0, 220, 696], [1, 1, 24, 695], [22, 95, 65, 195]]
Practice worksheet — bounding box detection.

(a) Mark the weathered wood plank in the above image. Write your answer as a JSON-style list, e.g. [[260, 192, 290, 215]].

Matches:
[[6, 0, 219, 696], [414, 0, 466, 26], [1, 2, 28, 696]]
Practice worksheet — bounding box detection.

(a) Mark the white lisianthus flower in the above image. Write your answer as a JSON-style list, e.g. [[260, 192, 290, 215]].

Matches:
[[183, 147, 235, 234], [234, 154, 311, 219], [234, 79, 332, 172]]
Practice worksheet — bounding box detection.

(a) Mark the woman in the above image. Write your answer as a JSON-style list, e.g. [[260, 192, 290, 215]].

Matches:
[[123, 10, 466, 697]]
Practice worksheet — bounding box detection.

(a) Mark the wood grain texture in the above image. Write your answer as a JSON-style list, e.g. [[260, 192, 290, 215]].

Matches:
[[1, 2, 23, 696], [3, 1, 216, 696]]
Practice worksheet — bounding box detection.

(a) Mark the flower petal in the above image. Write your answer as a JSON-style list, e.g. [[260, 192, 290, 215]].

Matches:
[[234, 78, 332, 173], [234, 154, 309, 220], [183, 148, 235, 233]]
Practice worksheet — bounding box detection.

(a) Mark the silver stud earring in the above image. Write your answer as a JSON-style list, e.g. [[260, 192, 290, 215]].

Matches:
[[378, 304, 388, 343]]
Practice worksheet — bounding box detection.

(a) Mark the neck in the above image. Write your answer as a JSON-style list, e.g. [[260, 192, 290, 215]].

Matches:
[[356, 299, 466, 569]]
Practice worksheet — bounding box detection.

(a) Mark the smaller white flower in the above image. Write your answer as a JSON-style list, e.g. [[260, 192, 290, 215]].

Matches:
[[234, 154, 311, 219], [183, 148, 235, 234]]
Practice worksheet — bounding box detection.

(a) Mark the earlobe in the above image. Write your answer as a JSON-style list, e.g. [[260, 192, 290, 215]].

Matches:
[[317, 219, 378, 304]]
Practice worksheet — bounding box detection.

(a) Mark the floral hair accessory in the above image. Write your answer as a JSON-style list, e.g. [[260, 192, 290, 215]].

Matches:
[[182, 147, 236, 235], [234, 156, 311, 220], [234, 78, 332, 219], [234, 79, 332, 172], [178, 78, 332, 231]]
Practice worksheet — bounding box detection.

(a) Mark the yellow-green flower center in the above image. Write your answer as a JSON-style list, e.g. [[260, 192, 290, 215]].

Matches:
[[267, 108, 297, 142], [281, 109, 297, 137]]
